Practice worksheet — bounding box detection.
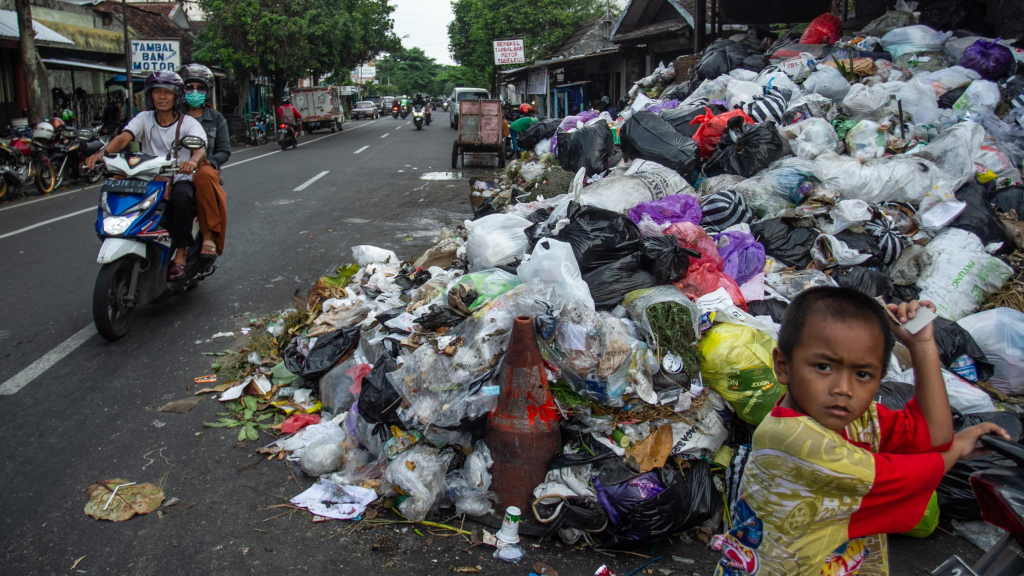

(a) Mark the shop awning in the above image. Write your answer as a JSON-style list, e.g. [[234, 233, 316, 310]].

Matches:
[[0, 10, 73, 44], [35, 20, 126, 54], [105, 75, 146, 92], [42, 58, 125, 74]]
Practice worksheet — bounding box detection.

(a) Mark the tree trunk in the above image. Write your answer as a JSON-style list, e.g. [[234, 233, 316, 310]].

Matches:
[[15, 0, 49, 124]]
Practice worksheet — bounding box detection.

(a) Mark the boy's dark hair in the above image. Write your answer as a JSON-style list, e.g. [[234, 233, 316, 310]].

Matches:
[[777, 287, 894, 369]]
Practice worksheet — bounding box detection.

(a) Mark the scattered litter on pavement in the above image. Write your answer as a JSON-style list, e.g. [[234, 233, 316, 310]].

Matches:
[[159, 397, 201, 414], [289, 479, 376, 520], [84, 479, 164, 522]]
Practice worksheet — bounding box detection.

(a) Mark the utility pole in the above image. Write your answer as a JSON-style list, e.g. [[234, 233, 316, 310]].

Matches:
[[122, 0, 133, 117], [14, 0, 48, 124]]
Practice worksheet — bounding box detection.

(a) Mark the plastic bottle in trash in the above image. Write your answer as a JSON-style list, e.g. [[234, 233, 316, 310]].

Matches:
[[950, 355, 978, 382]]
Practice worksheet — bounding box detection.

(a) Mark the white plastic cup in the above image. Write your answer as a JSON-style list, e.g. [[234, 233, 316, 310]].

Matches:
[[495, 506, 522, 544]]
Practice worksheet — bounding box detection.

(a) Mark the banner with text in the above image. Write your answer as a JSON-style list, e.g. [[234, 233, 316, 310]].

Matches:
[[493, 39, 525, 65], [131, 40, 181, 73]]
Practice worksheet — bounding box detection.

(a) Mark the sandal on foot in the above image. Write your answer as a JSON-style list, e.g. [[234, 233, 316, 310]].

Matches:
[[200, 239, 218, 258]]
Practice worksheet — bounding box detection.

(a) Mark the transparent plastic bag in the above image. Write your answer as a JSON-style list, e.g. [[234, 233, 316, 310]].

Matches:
[[845, 120, 886, 161], [957, 308, 1024, 396], [351, 245, 398, 265], [516, 238, 595, 310], [879, 25, 952, 58], [765, 269, 837, 300], [383, 445, 446, 522], [320, 359, 372, 417], [622, 285, 702, 395], [784, 118, 839, 159], [300, 423, 349, 477], [445, 440, 495, 516], [465, 214, 532, 269], [802, 67, 851, 102]]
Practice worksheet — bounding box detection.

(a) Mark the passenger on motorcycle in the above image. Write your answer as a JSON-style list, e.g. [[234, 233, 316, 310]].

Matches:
[[278, 97, 302, 142], [85, 71, 207, 281], [180, 63, 229, 258]]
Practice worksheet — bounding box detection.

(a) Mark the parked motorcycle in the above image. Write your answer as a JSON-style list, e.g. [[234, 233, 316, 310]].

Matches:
[[0, 131, 55, 199], [278, 123, 297, 150], [932, 435, 1024, 576], [247, 112, 268, 146], [92, 135, 216, 340], [46, 126, 105, 191], [412, 104, 427, 130]]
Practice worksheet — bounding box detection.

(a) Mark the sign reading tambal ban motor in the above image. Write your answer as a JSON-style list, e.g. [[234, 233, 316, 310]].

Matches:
[[131, 40, 181, 73], [493, 39, 525, 65]]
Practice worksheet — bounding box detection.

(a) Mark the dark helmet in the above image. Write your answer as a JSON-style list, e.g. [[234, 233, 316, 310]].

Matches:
[[282, 96, 291, 104], [178, 63, 214, 93], [144, 71, 185, 110]]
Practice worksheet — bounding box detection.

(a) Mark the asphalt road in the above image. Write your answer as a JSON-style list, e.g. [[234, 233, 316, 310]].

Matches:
[[0, 115, 986, 575]]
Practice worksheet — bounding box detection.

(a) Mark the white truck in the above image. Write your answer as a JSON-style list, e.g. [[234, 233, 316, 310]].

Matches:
[[290, 86, 344, 133]]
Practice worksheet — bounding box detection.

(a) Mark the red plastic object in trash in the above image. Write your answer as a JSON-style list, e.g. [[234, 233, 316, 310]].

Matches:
[[674, 263, 748, 311], [799, 13, 843, 45], [281, 413, 320, 434], [691, 107, 754, 160], [664, 222, 724, 271]]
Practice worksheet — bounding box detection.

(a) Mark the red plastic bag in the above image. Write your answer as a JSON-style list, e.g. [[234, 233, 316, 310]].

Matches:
[[674, 263, 747, 310], [281, 413, 320, 434], [799, 13, 843, 45], [664, 222, 723, 271], [690, 107, 755, 160]]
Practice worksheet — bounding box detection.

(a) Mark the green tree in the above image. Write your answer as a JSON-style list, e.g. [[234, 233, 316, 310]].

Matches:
[[435, 65, 476, 97], [375, 48, 441, 95], [448, 0, 606, 90]]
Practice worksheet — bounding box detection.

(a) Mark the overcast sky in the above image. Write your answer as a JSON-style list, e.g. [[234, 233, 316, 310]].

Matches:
[[390, 0, 456, 66]]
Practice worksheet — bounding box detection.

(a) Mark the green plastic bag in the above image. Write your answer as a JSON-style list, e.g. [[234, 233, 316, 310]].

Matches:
[[903, 492, 939, 538], [698, 323, 785, 425]]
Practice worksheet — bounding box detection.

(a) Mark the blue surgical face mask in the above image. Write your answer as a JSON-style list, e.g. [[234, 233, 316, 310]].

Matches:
[[185, 91, 206, 108]]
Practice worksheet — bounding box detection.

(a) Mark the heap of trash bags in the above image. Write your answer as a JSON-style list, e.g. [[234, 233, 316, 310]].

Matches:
[[218, 7, 1024, 553]]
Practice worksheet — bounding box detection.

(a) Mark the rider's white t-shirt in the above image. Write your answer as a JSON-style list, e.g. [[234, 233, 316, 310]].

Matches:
[[124, 111, 207, 182]]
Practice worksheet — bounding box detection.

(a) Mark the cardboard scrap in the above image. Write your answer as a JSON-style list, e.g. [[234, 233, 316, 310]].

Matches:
[[626, 424, 674, 473]]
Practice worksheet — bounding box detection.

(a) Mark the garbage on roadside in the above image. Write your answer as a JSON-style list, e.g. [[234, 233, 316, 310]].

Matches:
[[196, 12, 1024, 564]]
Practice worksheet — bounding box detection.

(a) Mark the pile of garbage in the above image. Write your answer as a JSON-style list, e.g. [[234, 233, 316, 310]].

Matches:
[[205, 7, 1024, 564]]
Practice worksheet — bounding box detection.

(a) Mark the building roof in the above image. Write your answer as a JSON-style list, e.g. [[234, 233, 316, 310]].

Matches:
[[111, 1, 193, 59], [0, 9, 74, 44], [611, 0, 741, 43], [612, 19, 689, 42], [35, 19, 125, 53], [543, 13, 617, 61]]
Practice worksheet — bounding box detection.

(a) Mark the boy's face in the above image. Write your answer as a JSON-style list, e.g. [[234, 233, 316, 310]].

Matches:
[[773, 317, 885, 432]]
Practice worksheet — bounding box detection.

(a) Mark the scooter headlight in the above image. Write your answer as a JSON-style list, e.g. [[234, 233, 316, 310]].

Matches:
[[103, 212, 139, 236]]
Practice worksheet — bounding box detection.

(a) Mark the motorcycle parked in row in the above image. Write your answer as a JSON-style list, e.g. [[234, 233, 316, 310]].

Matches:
[[46, 126, 106, 191], [932, 435, 1024, 576], [278, 123, 297, 150], [247, 112, 268, 146], [92, 135, 216, 341], [0, 131, 53, 200]]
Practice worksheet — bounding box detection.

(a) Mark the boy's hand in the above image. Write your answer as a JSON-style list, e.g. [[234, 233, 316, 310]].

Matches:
[[886, 300, 937, 347], [952, 423, 1012, 461]]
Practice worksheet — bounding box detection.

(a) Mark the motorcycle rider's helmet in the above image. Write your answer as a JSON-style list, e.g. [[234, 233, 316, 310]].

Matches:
[[282, 96, 291, 104], [143, 71, 185, 111], [178, 63, 214, 93], [61, 109, 74, 122], [519, 104, 535, 114], [32, 121, 55, 142]]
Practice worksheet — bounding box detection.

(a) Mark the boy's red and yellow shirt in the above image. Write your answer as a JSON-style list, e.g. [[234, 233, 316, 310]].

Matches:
[[714, 398, 951, 576]]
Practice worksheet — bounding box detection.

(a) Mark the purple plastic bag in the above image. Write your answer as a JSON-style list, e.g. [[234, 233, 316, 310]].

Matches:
[[646, 99, 680, 115], [551, 111, 601, 155], [628, 194, 702, 229], [959, 39, 1015, 81], [594, 472, 665, 526], [715, 231, 766, 285]]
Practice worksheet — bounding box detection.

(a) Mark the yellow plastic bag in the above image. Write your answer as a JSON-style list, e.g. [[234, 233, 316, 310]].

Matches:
[[903, 492, 939, 538], [698, 323, 785, 425]]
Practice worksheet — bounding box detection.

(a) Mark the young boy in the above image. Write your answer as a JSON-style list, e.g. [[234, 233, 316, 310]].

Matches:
[[714, 287, 1009, 576]]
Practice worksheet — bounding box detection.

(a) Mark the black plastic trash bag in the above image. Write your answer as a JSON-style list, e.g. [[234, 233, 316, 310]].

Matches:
[[938, 412, 1022, 521], [518, 118, 561, 150], [619, 110, 701, 178], [952, 182, 1013, 254], [358, 340, 405, 438], [551, 202, 643, 273], [834, 266, 895, 299], [582, 254, 658, 310], [283, 327, 360, 380], [597, 461, 718, 547], [661, 104, 728, 138], [740, 54, 771, 72], [639, 234, 698, 283], [991, 186, 1024, 218], [692, 39, 753, 82], [938, 85, 968, 109], [704, 118, 791, 178], [660, 83, 693, 102], [833, 231, 885, 267], [953, 410, 1022, 439], [557, 121, 615, 176], [747, 298, 788, 323], [875, 380, 915, 410], [933, 317, 996, 382], [750, 218, 817, 269]]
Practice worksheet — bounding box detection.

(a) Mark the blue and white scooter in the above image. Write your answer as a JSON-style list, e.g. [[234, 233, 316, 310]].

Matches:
[[92, 135, 215, 341]]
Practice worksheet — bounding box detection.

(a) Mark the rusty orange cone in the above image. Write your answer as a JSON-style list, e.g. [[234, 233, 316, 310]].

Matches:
[[485, 315, 562, 512]]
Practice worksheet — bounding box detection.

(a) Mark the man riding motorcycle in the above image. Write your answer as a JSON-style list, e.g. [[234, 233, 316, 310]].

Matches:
[[412, 93, 431, 123], [278, 96, 302, 142], [180, 63, 229, 258], [85, 71, 208, 281]]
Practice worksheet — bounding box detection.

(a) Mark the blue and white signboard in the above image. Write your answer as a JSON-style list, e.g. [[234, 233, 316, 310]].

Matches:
[[131, 40, 181, 73]]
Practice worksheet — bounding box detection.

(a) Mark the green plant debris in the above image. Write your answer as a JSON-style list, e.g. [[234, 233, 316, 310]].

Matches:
[[203, 395, 284, 441], [645, 302, 702, 380]]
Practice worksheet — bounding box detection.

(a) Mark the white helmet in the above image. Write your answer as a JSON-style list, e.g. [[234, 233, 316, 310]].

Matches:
[[33, 121, 55, 142]]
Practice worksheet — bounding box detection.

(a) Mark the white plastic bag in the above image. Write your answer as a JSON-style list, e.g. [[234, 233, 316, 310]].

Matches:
[[843, 83, 892, 118], [827, 199, 873, 234], [446, 440, 495, 516], [918, 66, 979, 96], [516, 238, 595, 310], [893, 78, 940, 123], [727, 80, 763, 109], [953, 80, 1001, 115], [958, 308, 1024, 396], [777, 54, 817, 82], [464, 213, 532, 269], [802, 66, 851, 102], [352, 245, 398, 265], [845, 120, 886, 161], [908, 121, 984, 209], [880, 25, 953, 58], [783, 118, 839, 160], [300, 423, 348, 477], [578, 159, 693, 214], [916, 229, 1013, 321], [756, 69, 803, 100], [382, 445, 446, 522], [667, 390, 729, 459]]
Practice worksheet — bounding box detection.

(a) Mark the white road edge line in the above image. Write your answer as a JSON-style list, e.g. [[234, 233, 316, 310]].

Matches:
[[0, 324, 95, 395], [0, 207, 94, 240], [294, 171, 329, 191], [354, 145, 369, 154]]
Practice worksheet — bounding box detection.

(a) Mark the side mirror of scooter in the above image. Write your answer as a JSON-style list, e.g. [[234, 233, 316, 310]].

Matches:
[[180, 135, 206, 151]]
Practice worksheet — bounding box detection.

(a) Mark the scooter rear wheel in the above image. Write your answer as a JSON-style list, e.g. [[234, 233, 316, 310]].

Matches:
[[35, 162, 57, 195], [93, 258, 137, 341]]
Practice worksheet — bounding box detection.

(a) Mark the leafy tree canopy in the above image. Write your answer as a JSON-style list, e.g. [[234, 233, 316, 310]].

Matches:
[[375, 47, 441, 95]]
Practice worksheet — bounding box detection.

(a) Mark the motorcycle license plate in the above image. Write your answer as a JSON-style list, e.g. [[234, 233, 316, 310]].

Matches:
[[102, 179, 149, 195], [931, 556, 978, 576]]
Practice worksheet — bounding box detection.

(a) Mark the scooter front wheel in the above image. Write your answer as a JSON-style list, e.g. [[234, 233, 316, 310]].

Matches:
[[35, 162, 58, 195], [93, 258, 137, 341]]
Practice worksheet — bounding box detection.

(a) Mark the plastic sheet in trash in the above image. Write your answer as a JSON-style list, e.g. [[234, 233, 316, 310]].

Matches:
[[803, 66, 852, 101], [628, 194, 702, 229]]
